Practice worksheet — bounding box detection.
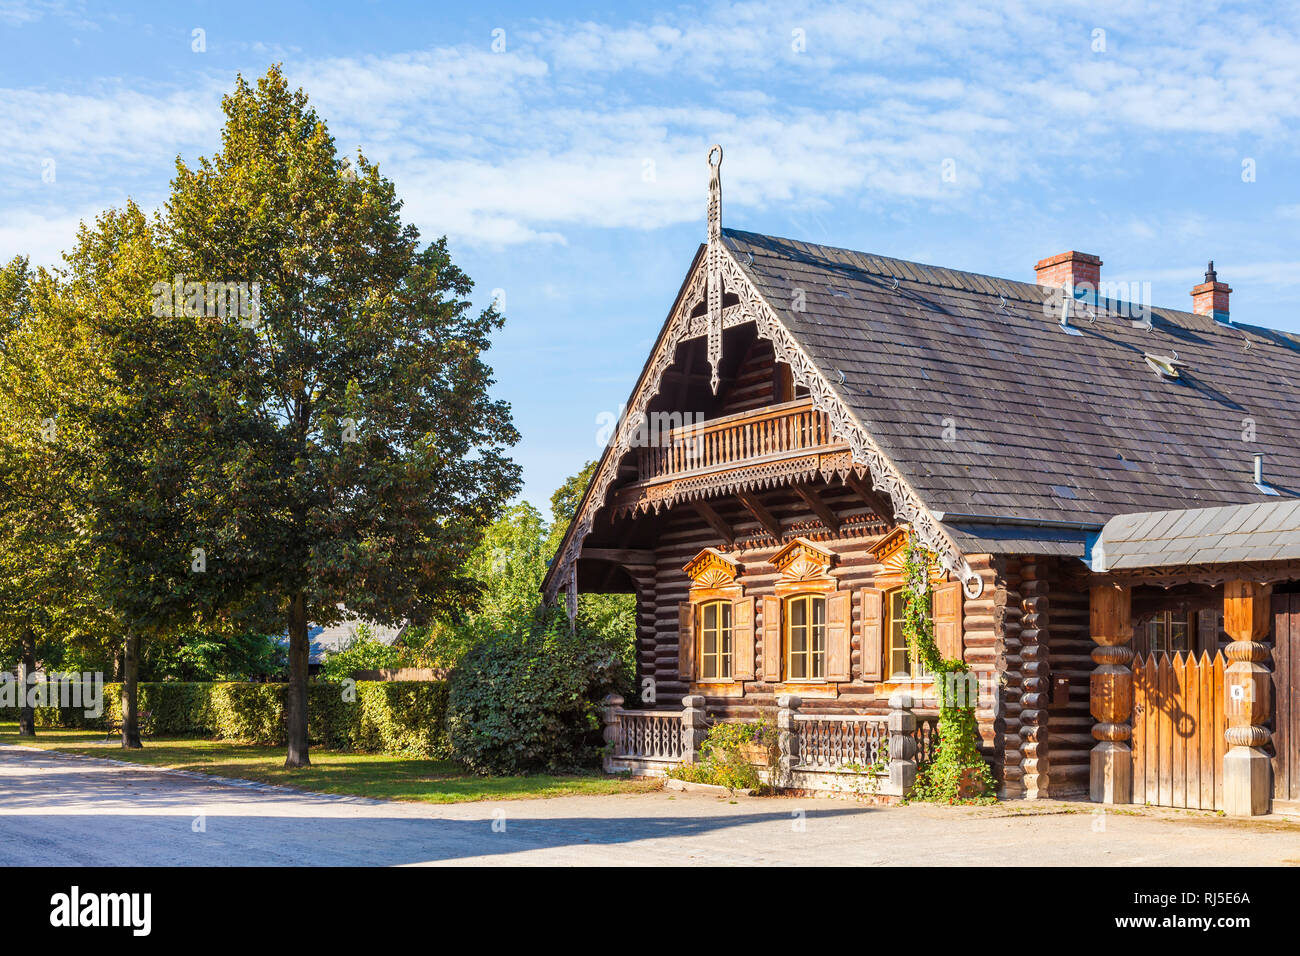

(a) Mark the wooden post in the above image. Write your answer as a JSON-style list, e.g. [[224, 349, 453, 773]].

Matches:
[[886, 692, 918, 797], [601, 693, 624, 773], [1222, 580, 1273, 816], [681, 695, 708, 764], [1020, 559, 1049, 798], [776, 693, 802, 787], [1089, 583, 1133, 804]]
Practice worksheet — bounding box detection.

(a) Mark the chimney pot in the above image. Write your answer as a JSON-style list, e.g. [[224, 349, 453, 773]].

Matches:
[[1034, 251, 1102, 291], [1191, 261, 1231, 323]]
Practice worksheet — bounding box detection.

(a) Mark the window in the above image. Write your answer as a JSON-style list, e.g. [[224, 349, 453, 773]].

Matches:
[[785, 594, 826, 680], [1137, 610, 1192, 656], [699, 600, 732, 680], [886, 588, 932, 680]]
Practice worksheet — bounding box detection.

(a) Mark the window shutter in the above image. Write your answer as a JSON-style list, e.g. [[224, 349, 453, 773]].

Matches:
[[1196, 609, 1219, 655], [732, 597, 755, 680], [826, 591, 852, 681], [933, 581, 963, 662], [860, 588, 884, 682], [678, 602, 695, 681], [762, 595, 782, 682]]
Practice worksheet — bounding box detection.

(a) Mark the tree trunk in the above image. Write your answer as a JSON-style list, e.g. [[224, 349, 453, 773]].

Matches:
[[17, 628, 36, 737], [284, 591, 311, 767], [120, 632, 142, 749]]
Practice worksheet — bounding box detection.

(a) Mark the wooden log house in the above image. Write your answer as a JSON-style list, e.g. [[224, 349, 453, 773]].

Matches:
[[543, 146, 1300, 814]]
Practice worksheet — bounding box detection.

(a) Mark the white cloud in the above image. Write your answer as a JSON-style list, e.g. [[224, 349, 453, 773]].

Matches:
[[7, 0, 1300, 258]]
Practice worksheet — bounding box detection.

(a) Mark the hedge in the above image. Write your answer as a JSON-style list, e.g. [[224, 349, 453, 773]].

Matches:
[[0, 680, 450, 758]]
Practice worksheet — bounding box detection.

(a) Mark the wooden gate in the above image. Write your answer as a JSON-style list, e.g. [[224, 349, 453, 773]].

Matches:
[[1131, 651, 1226, 810], [1272, 593, 1300, 810]]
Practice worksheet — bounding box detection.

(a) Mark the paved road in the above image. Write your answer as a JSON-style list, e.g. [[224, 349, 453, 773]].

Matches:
[[1, 744, 1298, 866]]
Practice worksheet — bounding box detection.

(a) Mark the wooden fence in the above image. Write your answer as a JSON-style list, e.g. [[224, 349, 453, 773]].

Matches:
[[1131, 651, 1226, 811]]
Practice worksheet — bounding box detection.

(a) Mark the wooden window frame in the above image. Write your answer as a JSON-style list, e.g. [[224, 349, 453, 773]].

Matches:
[[1136, 609, 1196, 657], [785, 592, 828, 682], [698, 599, 733, 681], [868, 527, 959, 697], [884, 586, 933, 681], [683, 585, 753, 695]]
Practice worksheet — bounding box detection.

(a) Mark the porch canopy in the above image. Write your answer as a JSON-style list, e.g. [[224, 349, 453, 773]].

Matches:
[[1088, 498, 1300, 572]]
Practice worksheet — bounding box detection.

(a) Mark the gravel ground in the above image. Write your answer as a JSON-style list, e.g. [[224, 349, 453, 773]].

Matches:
[[2, 744, 1298, 866]]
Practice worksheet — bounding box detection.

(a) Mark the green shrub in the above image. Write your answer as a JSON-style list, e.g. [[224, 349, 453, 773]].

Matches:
[[1, 680, 449, 757], [318, 635, 410, 682], [357, 680, 451, 757], [446, 608, 630, 775], [666, 720, 773, 792]]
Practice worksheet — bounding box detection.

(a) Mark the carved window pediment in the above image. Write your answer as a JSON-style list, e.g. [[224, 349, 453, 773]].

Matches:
[[871, 524, 945, 586], [769, 536, 835, 581], [684, 548, 741, 589]]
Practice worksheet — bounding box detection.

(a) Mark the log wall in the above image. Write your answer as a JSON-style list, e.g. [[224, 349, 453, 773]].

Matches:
[[634, 481, 1011, 775], [1045, 559, 1094, 797], [644, 481, 888, 716], [717, 338, 777, 415]]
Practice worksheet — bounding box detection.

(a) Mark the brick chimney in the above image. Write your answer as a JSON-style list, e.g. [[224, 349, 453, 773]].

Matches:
[[1034, 251, 1101, 290], [1191, 260, 1231, 322]]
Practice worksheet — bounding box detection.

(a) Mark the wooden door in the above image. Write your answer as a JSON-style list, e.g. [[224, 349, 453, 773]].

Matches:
[[1271, 593, 1300, 807]]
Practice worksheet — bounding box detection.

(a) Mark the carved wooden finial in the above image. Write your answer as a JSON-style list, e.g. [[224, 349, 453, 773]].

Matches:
[[707, 144, 722, 242], [706, 144, 724, 395]]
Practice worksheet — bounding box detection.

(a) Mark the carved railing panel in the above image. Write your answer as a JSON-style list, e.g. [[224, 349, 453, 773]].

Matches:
[[792, 713, 940, 770], [615, 710, 685, 760]]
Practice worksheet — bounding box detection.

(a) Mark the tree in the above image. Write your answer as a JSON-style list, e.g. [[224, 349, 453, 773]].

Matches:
[[161, 67, 520, 766], [48, 202, 241, 748], [546, 460, 635, 659], [0, 256, 108, 736], [0, 255, 42, 735], [546, 459, 597, 553]]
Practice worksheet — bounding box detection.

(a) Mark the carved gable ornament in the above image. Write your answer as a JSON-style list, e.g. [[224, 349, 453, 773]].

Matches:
[[683, 548, 741, 589], [769, 537, 835, 581]]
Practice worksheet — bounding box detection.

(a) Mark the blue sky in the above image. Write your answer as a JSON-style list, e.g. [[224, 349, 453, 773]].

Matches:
[[4, 1, 1300, 509]]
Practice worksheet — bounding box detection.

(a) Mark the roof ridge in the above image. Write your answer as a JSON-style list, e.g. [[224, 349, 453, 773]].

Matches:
[[722, 226, 1295, 336]]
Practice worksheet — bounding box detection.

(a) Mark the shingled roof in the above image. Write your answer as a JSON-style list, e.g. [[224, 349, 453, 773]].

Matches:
[[724, 228, 1300, 529], [1092, 499, 1300, 570]]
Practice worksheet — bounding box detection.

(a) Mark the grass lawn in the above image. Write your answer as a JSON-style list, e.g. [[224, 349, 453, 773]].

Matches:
[[0, 723, 660, 804]]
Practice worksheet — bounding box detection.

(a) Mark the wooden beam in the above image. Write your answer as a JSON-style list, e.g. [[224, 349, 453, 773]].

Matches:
[[579, 548, 655, 568], [691, 500, 734, 546], [844, 472, 894, 522], [736, 490, 783, 540], [794, 484, 841, 534]]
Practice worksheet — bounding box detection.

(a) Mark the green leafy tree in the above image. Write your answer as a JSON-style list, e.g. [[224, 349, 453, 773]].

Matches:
[[141, 629, 287, 682], [0, 256, 114, 736], [161, 67, 520, 766], [318, 636, 409, 682], [53, 202, 234, 748], [467, 503, 550, 628], [546, 459, 597, 553], [547, 460, 636, 661]]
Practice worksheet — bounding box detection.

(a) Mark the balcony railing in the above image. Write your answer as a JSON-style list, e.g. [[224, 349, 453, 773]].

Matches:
[[635, 399, 840, 483]]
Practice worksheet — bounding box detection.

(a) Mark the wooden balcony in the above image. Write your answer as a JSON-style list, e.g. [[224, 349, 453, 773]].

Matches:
[[616, 399, 853, 516], [635, 399, 842, 483]]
